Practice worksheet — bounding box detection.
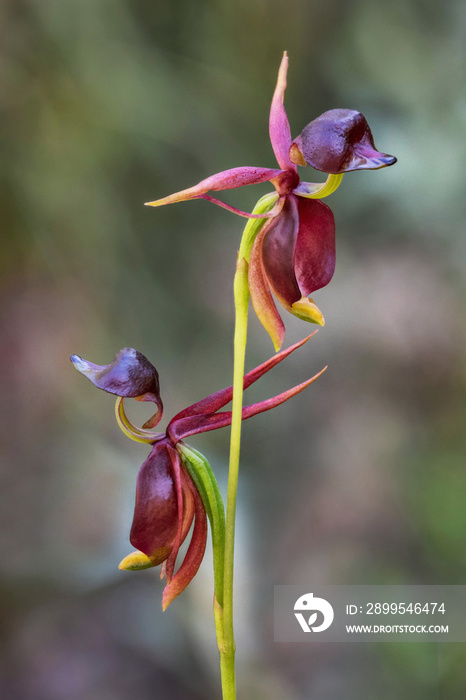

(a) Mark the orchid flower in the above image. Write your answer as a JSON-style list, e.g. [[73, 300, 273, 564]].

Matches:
[[71, 334, 324, 609], [146, 52, 396, 350]]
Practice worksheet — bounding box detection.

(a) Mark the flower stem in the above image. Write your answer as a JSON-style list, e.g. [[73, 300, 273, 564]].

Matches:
[[220, 193, 278, 700]]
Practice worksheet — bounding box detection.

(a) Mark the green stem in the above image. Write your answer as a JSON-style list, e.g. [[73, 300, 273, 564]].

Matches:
[[220, 193, 278, 700]]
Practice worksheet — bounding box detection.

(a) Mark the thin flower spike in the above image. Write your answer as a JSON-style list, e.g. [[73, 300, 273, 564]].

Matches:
[[146, 53, 396, 349], [71, 333, 323, 607]]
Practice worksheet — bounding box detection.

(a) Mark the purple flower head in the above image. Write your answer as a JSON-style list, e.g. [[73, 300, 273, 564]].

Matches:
[[71, 333, 324, 608], [146, 53, 396, 350], [289, 109, 397, 173]]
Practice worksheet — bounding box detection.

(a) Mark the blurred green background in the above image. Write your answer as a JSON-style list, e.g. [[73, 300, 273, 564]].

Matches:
[[1, 1, 466, 698]]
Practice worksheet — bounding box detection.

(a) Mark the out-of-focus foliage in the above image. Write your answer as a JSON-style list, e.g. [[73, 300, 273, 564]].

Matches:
[[1, 1, 466, 698]]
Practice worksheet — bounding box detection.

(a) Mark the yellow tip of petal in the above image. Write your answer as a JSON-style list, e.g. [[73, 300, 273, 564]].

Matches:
[[290, 297, 325, 326], [118, 551, 156, 571]]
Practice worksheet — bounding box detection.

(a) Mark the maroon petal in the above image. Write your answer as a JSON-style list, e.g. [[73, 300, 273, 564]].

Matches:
[[293, 196, 335, 295], [290, 109, 396, 173], [129, 440, 179, 564], [162, 474, 207, 610], [269, 52, 296, 172], [146, 166, 283, 208], [260, 195, 301, 309], [168, 363, 326, 442], [170, 332, 317, 422], [164, 449, 195, 583]]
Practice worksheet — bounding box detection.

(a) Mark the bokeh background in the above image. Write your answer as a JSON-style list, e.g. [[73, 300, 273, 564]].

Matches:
[[1, 1, 466, 698]]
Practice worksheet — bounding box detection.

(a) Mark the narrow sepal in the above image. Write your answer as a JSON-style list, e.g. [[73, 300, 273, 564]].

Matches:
[[248, 220, 285, 351], [164, 445, 190, 583], [162, 476, 208, 610], [269, 52, 296, 172], [170, 332, 317, 422], [195, 194, 281, 219], [168, 359, 326, 442], [145, 167, 283, 208]]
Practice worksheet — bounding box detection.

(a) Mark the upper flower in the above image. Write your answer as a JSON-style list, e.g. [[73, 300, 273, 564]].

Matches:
[[71, 335, 324, 608], [146, 52, 396, 349]]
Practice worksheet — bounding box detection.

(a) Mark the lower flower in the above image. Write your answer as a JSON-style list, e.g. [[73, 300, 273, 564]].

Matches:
[[119, 439, 207, 611], [71, 334, 324, 608]]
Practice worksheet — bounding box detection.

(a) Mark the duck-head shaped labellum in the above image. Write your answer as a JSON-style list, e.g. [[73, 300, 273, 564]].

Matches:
[[70, 347, 163, 428], [289, 109, 397, 174]]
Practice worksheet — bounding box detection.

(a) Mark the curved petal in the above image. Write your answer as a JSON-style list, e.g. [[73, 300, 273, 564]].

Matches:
[[145, 166, 283, 208], [293, 196, 335, 295], [260, 195, 301, 307], [293, 174, 343, 200], [129, 440, 179, 564], [269, 52, 296, 172], [248, 218, 286, 351], [290, 109, 396, 173], [162, 473, 208, 610]]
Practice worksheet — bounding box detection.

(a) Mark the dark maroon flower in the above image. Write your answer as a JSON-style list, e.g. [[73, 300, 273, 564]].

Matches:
[[71, 333, 324, 608], [146, 53, 396, 350]]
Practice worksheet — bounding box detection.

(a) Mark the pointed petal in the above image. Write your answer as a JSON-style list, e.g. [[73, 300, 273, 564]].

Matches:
[[260, 195, 301, 307], [293, 196, 335, 295], [168, 364, 327, 442], [164, 454, 196, 583], [248, 218, 286, 351], [241, 365, 327, 420], [269, 52, 296, 172], [129, 440, 179, 564], [290, 109, 397, 173], [170, 332, 317, 422], [71, 348, 163, 426], [145, 167, 283, 207], [162, 476, 207, 610]]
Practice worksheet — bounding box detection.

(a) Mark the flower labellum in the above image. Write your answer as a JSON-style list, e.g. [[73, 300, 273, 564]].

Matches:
[[71, 333, 325, 608], [289, 109, 397, 174], [70, 347, 163, 428]]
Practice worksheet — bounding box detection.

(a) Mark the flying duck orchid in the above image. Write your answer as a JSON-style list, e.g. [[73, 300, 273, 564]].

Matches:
[[146, 53, 396, 350], [71, 334, 324, 609]]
